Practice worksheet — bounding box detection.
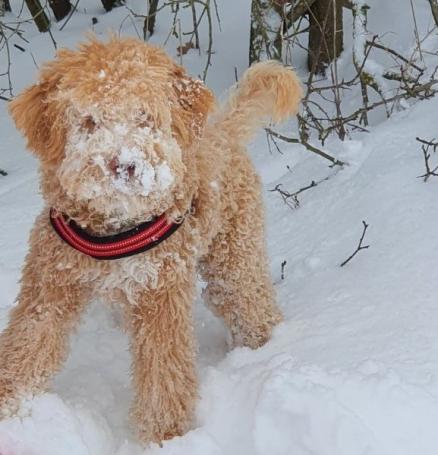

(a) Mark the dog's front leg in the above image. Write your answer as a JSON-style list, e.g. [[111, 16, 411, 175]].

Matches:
[[127, 260, 197, 445], [0, 228, 90, 416]]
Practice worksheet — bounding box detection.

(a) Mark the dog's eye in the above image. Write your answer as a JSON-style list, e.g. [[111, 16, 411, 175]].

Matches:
[[137, 111, 154, 129], [81, 116, 97, 134]]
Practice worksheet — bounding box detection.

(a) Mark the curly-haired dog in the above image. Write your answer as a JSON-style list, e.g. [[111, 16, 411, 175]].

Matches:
[[0, 38, 302, 444]]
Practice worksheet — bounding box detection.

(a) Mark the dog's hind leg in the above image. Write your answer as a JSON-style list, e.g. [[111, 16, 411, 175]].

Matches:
[[126, 258, 198, 444], [199, 154, 283, 350], [0, 217, 91, 416]]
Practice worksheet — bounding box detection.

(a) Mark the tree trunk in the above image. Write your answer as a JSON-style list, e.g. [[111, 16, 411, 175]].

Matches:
[[249, 0, 283, 65], [25, 0, 50, 33], [1, 0, 11, 14], [428, 0, 438, 27], [101, 0, 124, 12], [285, 0, 317, 22], [144, 0, 160, 39], [308, 0, 343, 75], [48, 0, 71, 21]]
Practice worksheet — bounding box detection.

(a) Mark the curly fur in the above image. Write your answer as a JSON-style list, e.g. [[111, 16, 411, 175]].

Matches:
[[0, 37, 302, 444]]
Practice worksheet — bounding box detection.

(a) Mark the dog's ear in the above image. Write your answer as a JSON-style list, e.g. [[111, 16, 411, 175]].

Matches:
[[171, 68, 215, 146], [9, 74, 66, 163]]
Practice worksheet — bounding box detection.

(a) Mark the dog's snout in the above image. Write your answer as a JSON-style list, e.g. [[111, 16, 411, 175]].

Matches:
[[108, 157, 136, 178]]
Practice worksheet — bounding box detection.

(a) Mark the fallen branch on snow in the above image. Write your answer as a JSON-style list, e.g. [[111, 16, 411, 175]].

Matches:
[[340, 220, 370, 267], [270, 176, 329, 209], [416, 137, 438, 182]]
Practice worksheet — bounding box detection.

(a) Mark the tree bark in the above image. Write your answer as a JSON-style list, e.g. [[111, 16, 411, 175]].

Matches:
[[48, 0, 71, 21], [249, 0, 283, 65], [428, 0, 438, 28], [101, 0, 124, 12], [144, 0, 159, 38], [0, 0, 11, 15], [25, 0, 50, 33], [284, 0, 317, 23], [308, 0, 343, 75]]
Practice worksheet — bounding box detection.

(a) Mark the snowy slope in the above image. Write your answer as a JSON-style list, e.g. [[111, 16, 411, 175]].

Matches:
[[2, 1, 438, 454]]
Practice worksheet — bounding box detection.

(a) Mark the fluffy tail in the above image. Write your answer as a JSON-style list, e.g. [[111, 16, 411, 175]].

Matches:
[[211, 61, 303, 144]]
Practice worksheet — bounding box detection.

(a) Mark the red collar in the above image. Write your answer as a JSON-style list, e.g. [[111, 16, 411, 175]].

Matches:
[[49, 208, 183, 260]]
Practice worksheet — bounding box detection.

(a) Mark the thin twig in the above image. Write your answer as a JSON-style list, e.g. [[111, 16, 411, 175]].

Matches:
[[189, 0, 200, 50], [340, 220, 370, 267], [201, 0, 213, 81], [59, 0, 80, 31], [410, 0, 424, 63], [416, 137, 438, 182], [266, 127, 347, 167], [281, 260, 287, 280], [270, 174, 332, 209], [367, 40, 424, 73], [320, 79, 438, 137]]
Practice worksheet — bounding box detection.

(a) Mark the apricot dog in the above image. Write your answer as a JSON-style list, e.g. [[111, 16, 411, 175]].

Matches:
[[0, 37, 302, 444]]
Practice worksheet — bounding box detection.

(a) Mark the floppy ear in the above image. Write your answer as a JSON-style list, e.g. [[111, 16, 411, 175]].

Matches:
[[9, 76, 66, 163], [171, 68, 215, 146]]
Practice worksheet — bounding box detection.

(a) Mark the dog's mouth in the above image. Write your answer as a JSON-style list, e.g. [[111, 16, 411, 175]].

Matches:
[[58, 148, 176, 201]]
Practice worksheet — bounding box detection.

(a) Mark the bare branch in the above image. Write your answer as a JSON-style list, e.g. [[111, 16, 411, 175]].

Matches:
[[416, 137, 438, 182], [281, 260, 287, 280], [340, 221, 370, 267], [266, 127, 347, 167]]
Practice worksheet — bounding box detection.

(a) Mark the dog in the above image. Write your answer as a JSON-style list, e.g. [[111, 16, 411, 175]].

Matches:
[[0, 37, 302, 444]]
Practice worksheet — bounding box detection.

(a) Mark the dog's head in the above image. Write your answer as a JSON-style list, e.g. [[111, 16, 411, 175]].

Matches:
[[9, 38, 214, 232]]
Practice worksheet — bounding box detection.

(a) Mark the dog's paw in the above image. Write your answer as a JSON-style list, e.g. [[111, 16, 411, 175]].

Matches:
[[0, 378, 20, 419], [133, 397, 194, 446], [232, 309, 283, 350], [233, 324, 272, 349], [152, 423, 187, 445], [137, 416, 190, 445]]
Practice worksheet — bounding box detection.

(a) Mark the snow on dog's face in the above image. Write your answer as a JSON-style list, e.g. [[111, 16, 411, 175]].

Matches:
[[57, 104, 182, 224], [9, 38, 214, 232]]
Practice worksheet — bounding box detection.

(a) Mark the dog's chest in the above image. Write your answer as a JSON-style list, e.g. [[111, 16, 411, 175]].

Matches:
[[53, 219, 198, 305], [81, 253, 180, 304], [100, 256, 161, 289]]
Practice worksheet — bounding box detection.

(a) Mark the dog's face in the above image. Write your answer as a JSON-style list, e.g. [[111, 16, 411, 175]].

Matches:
[[9, 38, 214, 232]]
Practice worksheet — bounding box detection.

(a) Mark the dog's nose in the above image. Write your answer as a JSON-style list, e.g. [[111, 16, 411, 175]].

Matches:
[[108, 157, 119, 175], [126, 163, 136, 178], [108, 158, 136, 178]]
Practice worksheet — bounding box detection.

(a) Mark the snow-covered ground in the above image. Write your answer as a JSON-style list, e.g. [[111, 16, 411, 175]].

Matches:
[[1, 1, 438, 454]]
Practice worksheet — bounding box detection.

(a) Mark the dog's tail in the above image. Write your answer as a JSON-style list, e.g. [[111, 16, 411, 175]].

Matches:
[[210, 61, 303, 144]]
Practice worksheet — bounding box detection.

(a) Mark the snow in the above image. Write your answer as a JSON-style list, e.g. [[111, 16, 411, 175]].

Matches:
[[60, 120, 177, 201], [155, 162, 174, 190], [2, 0, 438, 454], [117, 145, 156, 196]]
